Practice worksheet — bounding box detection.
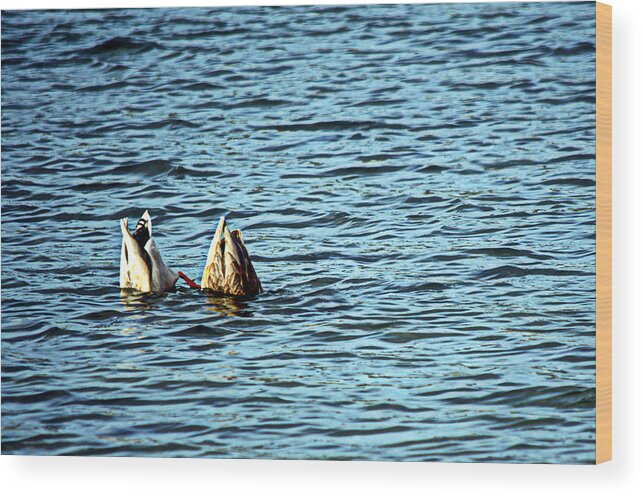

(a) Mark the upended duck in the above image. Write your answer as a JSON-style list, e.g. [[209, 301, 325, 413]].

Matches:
[[120, 211, 263, 296]]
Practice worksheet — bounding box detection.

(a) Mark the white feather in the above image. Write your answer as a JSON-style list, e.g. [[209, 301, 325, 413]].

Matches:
[[119, 212, 176, 293], [145, 237, 178, 292]]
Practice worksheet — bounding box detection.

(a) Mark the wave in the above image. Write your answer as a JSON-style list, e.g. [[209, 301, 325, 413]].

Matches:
[[251, 120, 410, 132], [478, 265, 592, 280], [81, 36, 163, 55]]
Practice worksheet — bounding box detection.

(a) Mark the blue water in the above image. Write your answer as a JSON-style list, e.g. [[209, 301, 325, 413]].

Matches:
[[1, 2, 596, 463]]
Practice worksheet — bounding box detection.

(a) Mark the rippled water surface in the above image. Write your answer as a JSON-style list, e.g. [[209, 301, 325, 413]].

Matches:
[[1, 3, 597, 463]]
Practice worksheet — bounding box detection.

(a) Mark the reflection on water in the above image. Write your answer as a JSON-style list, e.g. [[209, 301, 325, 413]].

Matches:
[[1, 3, 596, 463], [119, 289, 161, 310], [205, 294, 250, 317], [122, 287, 251, 317]]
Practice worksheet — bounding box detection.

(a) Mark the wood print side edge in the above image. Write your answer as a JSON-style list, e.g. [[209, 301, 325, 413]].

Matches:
[[595, 1, 612, 465]]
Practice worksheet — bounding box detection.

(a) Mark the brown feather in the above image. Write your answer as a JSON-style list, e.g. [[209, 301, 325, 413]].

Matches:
[[201, 217, 263, 296]]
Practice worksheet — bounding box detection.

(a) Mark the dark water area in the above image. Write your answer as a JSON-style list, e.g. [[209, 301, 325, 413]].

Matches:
[[1, 3, 596, 463]]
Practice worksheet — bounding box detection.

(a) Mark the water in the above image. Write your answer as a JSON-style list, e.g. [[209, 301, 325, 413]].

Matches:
[[1, 2, 596, 463]]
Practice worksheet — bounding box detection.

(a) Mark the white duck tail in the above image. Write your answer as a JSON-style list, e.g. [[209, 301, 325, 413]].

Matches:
[[201, 216, 263, 296], [119, 210, 178, 293]]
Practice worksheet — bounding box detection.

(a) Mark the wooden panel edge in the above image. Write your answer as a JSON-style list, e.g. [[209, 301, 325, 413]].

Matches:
[[595, 1, 612, 465]]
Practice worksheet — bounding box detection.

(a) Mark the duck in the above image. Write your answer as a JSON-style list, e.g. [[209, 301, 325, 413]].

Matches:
[[120, 210, 178, 293], [119, 211, 263, 296], [198, 216, 263, 296]]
